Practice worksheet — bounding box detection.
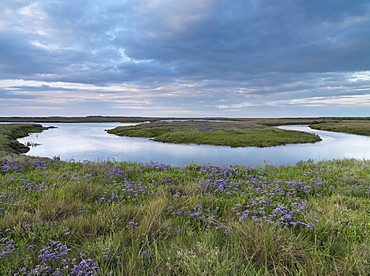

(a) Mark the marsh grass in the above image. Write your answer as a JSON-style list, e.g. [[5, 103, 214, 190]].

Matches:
[[310, 120, 370, 136], [0, 124, 50, 154], [107, 120, 322, 147], [228, 220, 310, 275], [0, 154, 369, 275]]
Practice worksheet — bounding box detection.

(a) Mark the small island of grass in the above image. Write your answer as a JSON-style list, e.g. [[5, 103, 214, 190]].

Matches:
[[107, 120, 322, 147]]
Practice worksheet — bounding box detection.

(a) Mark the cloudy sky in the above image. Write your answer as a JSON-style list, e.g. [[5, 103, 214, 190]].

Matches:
[[1, 0, 370, 117]]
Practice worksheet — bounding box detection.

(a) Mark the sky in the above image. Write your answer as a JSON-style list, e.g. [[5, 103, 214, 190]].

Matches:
[[1, 0, 370, 118]]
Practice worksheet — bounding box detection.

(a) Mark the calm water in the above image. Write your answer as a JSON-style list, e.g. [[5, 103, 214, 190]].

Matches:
[[17, 123, 370, 167]]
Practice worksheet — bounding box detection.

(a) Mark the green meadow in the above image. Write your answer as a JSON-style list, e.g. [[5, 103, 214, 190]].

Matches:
[[0, 154, 369, 275], [0, 118, 369, 275]]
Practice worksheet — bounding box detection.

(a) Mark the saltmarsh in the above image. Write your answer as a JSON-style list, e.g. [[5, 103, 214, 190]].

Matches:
[[310, 120, 370, 136], [0, 124, 50, 154], [107, 120, 322, 147], [0, 153, 369, 275]]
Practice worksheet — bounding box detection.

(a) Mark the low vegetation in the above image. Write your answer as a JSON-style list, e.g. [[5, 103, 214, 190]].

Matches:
[[0, 154, 369, 275], [0, 124, 50, 154], [0, 116, 157, 123], [247, 117, 370, 137], [310, 120, 370, 136], [107, 120, 322, 147]]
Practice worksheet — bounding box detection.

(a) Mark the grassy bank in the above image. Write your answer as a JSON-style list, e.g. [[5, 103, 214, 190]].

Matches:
[[0, 154, 369, 275], [232, 117, 370, 137], [0, 124, 51, 154], [310, 120, 370, 136], [107, 120, 322, 147]]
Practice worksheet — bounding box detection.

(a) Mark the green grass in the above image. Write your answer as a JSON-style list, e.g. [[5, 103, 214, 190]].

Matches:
[[107, 120, 322, 147], [0, 118, 370, 275], [0, 154, 369, 275], [0, 124, 50, 154], [310, 120, 370, 136]]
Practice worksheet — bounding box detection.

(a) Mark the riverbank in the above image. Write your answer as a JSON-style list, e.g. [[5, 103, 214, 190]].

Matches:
[[249, 117, 370, 137], [310, 120, 370, 136], [0, 154, 368, 275], [0, 124, 51, 154]]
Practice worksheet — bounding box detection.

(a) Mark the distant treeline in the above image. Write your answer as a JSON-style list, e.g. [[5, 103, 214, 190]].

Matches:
[[0, 116, 369, 123], [0, 116, 234, 123], [282, 117, 370, 120], [0, 116, 160, 123]]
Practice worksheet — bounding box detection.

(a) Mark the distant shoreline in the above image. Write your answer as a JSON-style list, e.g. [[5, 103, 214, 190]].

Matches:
[[0, 115, 369, 123]]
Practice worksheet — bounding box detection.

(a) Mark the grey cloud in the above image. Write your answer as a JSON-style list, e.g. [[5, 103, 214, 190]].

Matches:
[[3, 0, 370, 83], [0, 34, 49, 76], [1, 0, 370, 117], [0, 90, 40, 99], [107, 0, 370, 81], [10, 85, 75, 91]]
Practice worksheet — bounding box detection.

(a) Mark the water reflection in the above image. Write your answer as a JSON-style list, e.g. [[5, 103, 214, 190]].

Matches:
[[17, 123, 370, 167]]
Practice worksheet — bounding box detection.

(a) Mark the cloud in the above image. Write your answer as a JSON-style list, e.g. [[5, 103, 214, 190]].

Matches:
[[265, 94, 370, 108], [0, 0, 370, 116]]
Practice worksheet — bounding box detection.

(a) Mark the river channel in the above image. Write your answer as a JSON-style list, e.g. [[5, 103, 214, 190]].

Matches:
[[17, 123, 370, 167]]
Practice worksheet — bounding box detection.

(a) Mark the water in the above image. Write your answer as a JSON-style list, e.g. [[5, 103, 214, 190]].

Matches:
[[16, 123, 370, 167]]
